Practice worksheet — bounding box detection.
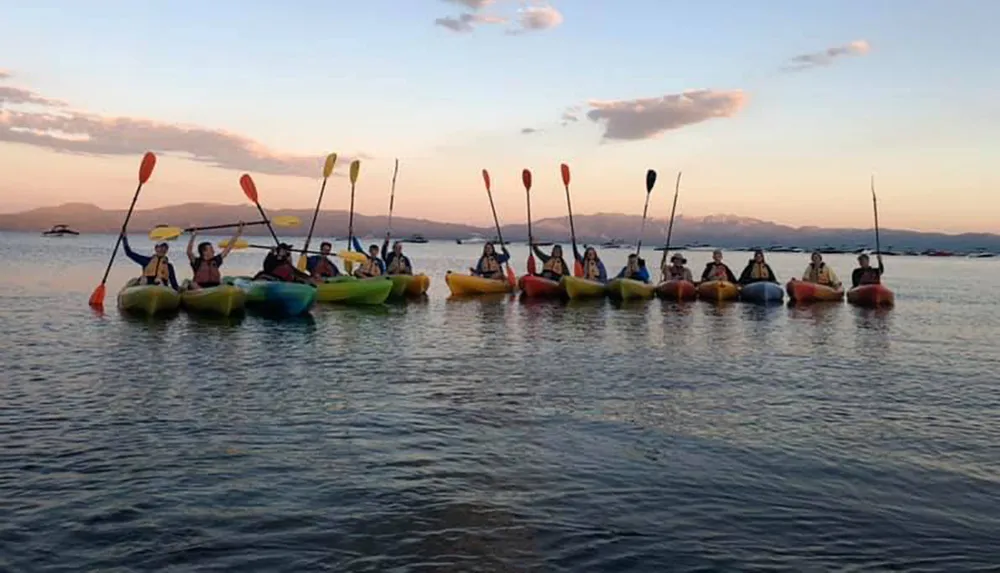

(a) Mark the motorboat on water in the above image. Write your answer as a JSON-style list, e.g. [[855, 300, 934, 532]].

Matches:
[[42, 224, 80, 237]]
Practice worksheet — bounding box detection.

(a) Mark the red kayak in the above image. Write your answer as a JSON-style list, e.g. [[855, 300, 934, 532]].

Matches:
[[656, 280, 697, 301], [786, 279, 844, 303], [519, 275, 564, 298], [847, 284, 895, 307]]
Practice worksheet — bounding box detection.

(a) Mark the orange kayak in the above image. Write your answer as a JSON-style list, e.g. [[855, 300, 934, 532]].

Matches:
[[519, 275, 564, 298], [656, 280, 697, 301], [786, 279, 844, 303], [847, 284, 895, 307], [696, 280, 740, 302]]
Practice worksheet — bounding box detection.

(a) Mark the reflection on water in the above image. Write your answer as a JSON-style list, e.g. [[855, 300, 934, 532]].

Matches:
[[2, 233, 1000, 571]]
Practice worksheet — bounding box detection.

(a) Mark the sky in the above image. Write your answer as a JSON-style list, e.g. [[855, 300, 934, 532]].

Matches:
[[1, 0, 998, 233]]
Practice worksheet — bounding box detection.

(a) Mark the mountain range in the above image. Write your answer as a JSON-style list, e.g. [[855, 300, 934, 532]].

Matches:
[[5, 202, 1000, 252]]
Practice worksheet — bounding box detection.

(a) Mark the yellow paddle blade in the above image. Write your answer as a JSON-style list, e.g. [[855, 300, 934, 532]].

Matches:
[[338, 250, 368, 263], [296, 254, 308, 271], [148, 226, 183, 241], [323, 153, 337, 178], [350, 160, 360, 184], [218, 239, 250, 249], [272, 215, 301, 228]]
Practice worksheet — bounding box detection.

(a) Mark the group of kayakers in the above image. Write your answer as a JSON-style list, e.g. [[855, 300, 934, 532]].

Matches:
[[503, 243, 885, 289]]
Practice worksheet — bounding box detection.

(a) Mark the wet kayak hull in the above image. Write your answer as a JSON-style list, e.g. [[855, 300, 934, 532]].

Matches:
[[847, 284, 895, 307], [519, 275, 564, 298], [388, 274, 431, 298], [445, 272, 513, 295], [117, 280, 180, 316], [696, 280, 740, 302], [561, 276, 607, 299], [656, 280, 697, 301], [180, 282, 246, 316], [226, 276, 317, 316], [316, 276, 393, 305], [607, 278, 655, 301], [786, 280, 844, 303], [740, 281, 784, 304]]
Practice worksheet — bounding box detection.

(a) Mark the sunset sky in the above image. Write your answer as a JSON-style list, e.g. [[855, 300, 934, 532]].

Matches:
[[1, 0, 997, 233]]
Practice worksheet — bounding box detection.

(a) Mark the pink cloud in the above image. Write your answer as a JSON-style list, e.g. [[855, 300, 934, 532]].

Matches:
[[785, 40, 871, 71], [585, 89, 747, 141], [514, 5, 563, 32], [442, 0, 495, 8], [435, 11, 506, 32]]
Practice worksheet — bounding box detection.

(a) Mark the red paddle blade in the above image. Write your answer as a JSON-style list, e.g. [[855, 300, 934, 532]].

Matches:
[[240, 174, 258, 203], [138, 152, 157, 184], [481, 169, 491, 191], [88, 283, 106, 307], [574, 260, 583, 277], [522, 169, 532, 191], [506, 265, 516, 287], [527, 255, 537, 275], [561, 163, 570, 186]]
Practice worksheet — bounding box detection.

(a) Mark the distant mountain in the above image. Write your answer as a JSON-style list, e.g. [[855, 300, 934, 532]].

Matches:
[[3, 202, 999, 253]]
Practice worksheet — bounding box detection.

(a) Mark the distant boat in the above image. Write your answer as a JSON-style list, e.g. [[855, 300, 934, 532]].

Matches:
[[922, 249, 955, 257], [42, 224, 79, 237], [600, 238, 629, 249], [968, 251, 996, 259], [456, 233, 486, 245], [402, 234, 429, 244]]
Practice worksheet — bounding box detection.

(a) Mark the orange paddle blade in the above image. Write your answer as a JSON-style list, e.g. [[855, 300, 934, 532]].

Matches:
[[574, 260, 583, 277], [527, 255, 537, 275], [561, 163, 570, 186], [88, 283, 106, 307], [506, 265, 516, 287], [482, 169, 491, 191], [522, 168, 532, 191], [138, 152, 157, 183], [240, 174, 258, 203]]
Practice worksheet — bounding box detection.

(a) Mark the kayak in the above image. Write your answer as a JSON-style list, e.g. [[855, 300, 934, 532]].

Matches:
[[786, 279, 844, 303], [179, 281, 246, 316], [519, 275, 564, 298], [117, 279, 180, 316], [696, 280, 740, 302], [225, 276, 317, 316], [740, 281, 784, 304], [847, 283, 895, 307], [561, 276, 607, 299], [607, 278, 655, 301], [656, 280, 697, 301], [445, 272, 513, 296], [316, 276, 393, 305], [387, 274, 431, 298]]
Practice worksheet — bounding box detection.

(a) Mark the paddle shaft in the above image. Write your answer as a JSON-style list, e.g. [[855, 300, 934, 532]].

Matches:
[[634, 190, 654, 257], [98, 181, 144, 285], [301, 177, 329, 256], [253, 202, 281, 245], [485, 186, 512, 274], [871, 176, 882, 255], [347, 181, 357, 247], [658, 171, 683, 273], [186, 220, 270, 233], [239, 243, 328, 255], [386, 159, 399, 237]]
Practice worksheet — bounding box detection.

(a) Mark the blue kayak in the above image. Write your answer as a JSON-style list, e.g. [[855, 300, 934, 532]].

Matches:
[[225, 276, 317, 317], [741, 281, 784, 304]]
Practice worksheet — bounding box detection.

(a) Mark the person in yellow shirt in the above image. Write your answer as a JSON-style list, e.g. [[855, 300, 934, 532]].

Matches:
[[802, 252, 841, 289]]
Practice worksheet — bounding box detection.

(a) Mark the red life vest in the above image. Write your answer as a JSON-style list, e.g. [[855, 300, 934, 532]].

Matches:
[[708, 263, 729, 281], [271, 262, 296, 282], [858, 268, 881, 285], [313, 257, 336, 277], [193, 257, 221, 285]]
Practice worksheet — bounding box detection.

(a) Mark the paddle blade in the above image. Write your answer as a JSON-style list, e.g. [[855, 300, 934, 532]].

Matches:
[[296, 254, 308, 272], [218, 239, 249, 249], [527, 255, 537, 275], [561, 163, 570, 186], [272, 215, 301, 228], [338, 250, 368, 264], [522, 169, 532, 191], [88, 283, 106, 307], [646, 169, 657, 192], [482, 169, 491, 191], [240, 174, 258, 203], [506, 265, 516, 287], [323, 153, 338, 178], [349, 160, 360, 184], [148, 226, 182, 241], [138, 152, 157, 183], [574, 260, 583, 277]]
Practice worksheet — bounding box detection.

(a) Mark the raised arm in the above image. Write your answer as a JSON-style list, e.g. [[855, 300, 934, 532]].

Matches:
[[121, 235, 148, 266], [351, 236, 365, 254], [531, 245, 550, 263], [219, 222, 244, 260], [186, 232, 197, 262]]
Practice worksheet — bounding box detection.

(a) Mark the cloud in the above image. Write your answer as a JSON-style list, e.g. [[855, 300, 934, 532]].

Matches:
[[442, 0, 495, 8], [0, 85, 69, 108], [0, 70, 11, 80], [507, 4, 563, 34], [560, 110, 579, 125], [785, 40, 871, 71], [435, 11, 506, 32], [0, 72, 356, 178], [520, 127, 539, 134], [585, 89, 747, 141]]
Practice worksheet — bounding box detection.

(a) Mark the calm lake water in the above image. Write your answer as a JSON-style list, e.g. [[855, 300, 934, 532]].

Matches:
[[2, 231, 999, 571]]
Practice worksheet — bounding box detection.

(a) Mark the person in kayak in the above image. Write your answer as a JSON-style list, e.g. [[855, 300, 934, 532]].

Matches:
[[701, 250, 738, 283], [661, 253, 694, 282], [802, 252, 842, 289], [306, 241, 342, 279], [256, 243, 314, 283], [121, 235, 180, 290], [532, 244, 571, 280], [852, 253, 885, 287], [738, 249, 778, 285], [616, 254, 650, 282], [381, 237, 413, 275], [470, 242, 510, 280], [351, 237, 386, 278], [185, 222, 244, 289], [572, 245, 607, 282]]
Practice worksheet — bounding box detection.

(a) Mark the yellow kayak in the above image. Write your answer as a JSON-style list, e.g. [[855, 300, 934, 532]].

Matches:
[[117, 278, 180, 316], [388, 274, 431, 298], [561, 276, 607, 299], [179, 281, 246, 316], [697, 280, 740, 302], [607, 278, 655, 301], [445, 272, 512, 296]]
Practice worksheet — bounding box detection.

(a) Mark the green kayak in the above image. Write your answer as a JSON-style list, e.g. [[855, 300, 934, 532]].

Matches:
[[316, 276, 393, 305], [179, 281, 246, 316], [117, 278, 180, 316]]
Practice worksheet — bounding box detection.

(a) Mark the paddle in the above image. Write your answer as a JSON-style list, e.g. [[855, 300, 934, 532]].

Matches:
[[297, 153, 338, 271], [871, 175, 882, 257], [481, 169, 517, 286], [386, 158, 400, 238], [523, 168, 536, 275], [239, 174, 280, 245], [658, 171, 683, 281], [634, 169, 657, 257], [345, 160, 361, 274], [561, 163, 584, 277], [148, 216, 300, 241], [220, 239, 365, 261], [88, 151, 157, 307]]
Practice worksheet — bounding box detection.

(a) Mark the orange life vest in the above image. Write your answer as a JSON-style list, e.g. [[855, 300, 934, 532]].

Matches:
[[749, 262, 769, 280], [665, 265, 689, 280], [805, 263, 834, 285], [143, 255, 170, 284], [707, 263, 729, 281], [583, 259, 601, 280], [480, 255, 501, 276], [313, 257, 336, 277], [358, 258, 382, 277], [542, 256, 567, 276], [387, 254, 410, 274]]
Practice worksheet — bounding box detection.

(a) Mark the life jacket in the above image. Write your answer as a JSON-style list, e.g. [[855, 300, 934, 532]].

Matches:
[[313, 257, 337, 277], [271, 261, 296, 282], [542, 256, 568, 276], [749, 262, 769, 280], [805, 263, 833, 285], [192, 256, 221, 285], [858, 267, 881, 285], [358, 257, 382, 277], [665, 265, 688, 280], [479, 255, 501, 277], [583, 259, 601, 280], [707, 262, 729, 281], [143, 255, 170, 284], [624, 262, 642, 280], [387, 254, 410, 274]]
